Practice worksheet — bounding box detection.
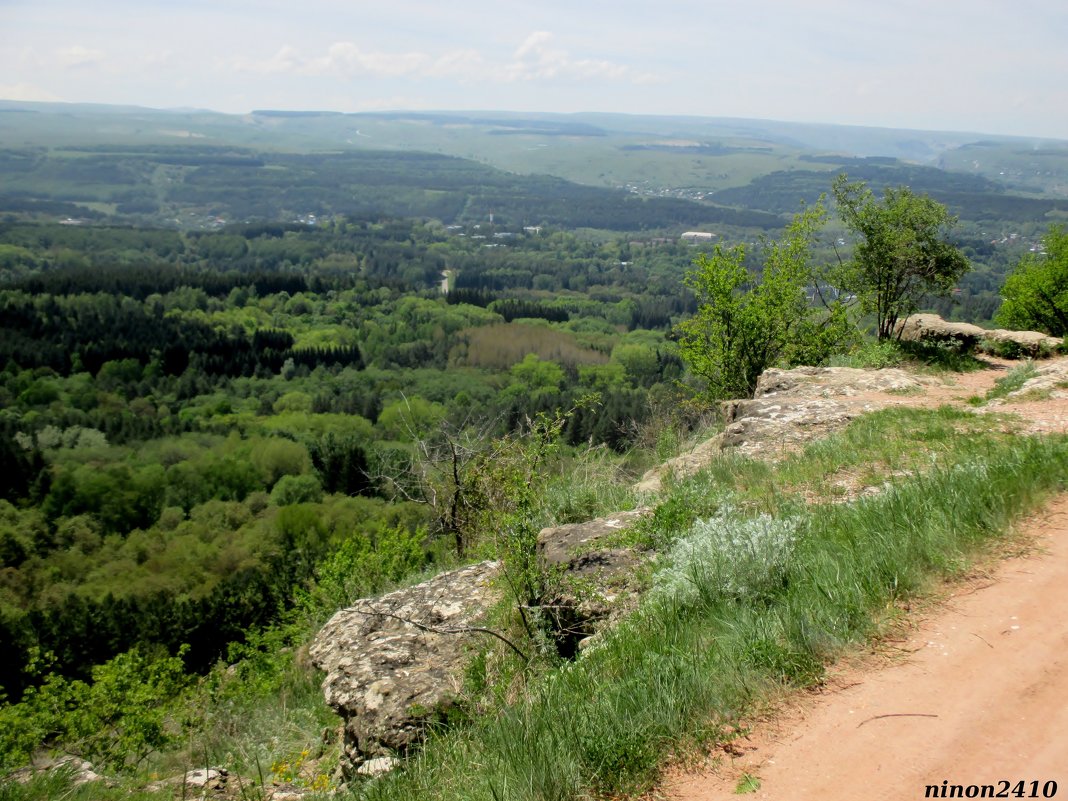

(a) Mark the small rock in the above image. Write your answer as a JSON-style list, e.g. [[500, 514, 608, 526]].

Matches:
[[182, 767, 228, 792], [356, 756, 400, 777]]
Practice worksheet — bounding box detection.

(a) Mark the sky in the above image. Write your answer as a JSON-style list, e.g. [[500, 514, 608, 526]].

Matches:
[[2, 0, 1066, 140]]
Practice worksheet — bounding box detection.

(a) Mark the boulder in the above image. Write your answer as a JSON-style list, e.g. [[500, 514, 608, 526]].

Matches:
[[310, 561, 503, 775], [536, 509, 652, 655], [536, 508, 650, 570], [311, 510, 656, 775], [896, 313, 1061, 357], [895, 313, 986, 350], [983, 327, 1062, 357]]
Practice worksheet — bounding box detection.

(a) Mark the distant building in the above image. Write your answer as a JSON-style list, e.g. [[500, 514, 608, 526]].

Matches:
[[680, 231, 716, 241]]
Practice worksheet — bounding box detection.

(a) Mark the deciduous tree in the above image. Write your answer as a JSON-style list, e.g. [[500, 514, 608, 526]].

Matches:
[[677, 202, 851, 399], [995, 225, 1068, 335], [832, 175, 970, 340]]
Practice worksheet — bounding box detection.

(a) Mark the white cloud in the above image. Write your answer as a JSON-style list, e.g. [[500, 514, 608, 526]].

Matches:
[[505, 31, 631, 81], [227, 32, 647, 86], [303, 43, 430, 77], [427, 49, 487, 79], [56, 45, 105, 69], [230, 45, 301, 75], [0, 82, 64, 102], [232, 43, 429, 77]]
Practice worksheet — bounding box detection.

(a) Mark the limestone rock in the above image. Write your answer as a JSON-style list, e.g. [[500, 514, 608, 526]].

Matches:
[[895, 313, 987, 349], [634, 435, 723, 494], [997, 360, 1068, 401], [310, 561, 502, 775], [753, 366, 933, 398], [896, 313, 1060, 357], [720, 396, 864, 456], [536, 508, 650, 570], [355, 756, 401, 777], [634, 365, 936, 492], [11, 757, 104, 787], [312, 511, 658, 776], [182, 767, 228, 788], [536, 509, 652, 656], [984, 327, 1062, 356]]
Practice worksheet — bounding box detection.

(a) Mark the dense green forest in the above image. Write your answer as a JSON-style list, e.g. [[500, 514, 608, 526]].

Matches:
[[0, 216, 707, 710], [0, 199, 1036, 714]]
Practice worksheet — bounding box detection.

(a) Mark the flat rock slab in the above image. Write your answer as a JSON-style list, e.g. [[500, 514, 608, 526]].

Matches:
[[753, 366, 935, 398], [897, 313, 1061, 357], [537, 508, 651, 570], [636, 367, 932, 492]]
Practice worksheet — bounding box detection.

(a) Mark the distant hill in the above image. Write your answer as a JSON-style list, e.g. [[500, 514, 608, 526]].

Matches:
[[1, 101, 1067, 231]]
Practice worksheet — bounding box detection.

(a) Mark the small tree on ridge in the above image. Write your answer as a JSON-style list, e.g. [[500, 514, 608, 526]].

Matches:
[[677, 201, 851, 400], [832, 175, 970, 340]]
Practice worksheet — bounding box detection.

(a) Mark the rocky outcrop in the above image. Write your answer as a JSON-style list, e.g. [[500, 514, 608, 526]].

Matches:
[[312, 509, 652, 776], [751, 366, 934, 398], [895, 313, 1061, 357], [718, 366, 937, 456], [636, 366, 934, 492], [634, 435, 723, 494], [536, 508, 652, 655], [310, 561, 503, 775]]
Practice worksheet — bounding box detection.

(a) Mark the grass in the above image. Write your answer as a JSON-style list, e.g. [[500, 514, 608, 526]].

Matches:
[[735, 773, 761, 794], [634, 406, 1020, 520], [978, 360, 1039, 404], [332, 424, 1068, 801]]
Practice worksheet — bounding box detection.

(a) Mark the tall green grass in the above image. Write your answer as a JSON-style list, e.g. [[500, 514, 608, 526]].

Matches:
[[350, 432, 1068, 801]]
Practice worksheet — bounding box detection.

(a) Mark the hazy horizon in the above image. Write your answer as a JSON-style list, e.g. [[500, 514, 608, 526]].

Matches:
[[2, 0, 1066, 141]]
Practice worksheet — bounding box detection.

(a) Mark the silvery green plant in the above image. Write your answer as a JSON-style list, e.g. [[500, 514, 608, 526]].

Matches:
[[654, 505, 801, 608]]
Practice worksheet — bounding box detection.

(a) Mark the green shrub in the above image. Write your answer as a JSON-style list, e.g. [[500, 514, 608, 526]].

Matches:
[[990, 338, 1024, 359], [982, 360, 1038, 403], [655, 506, 801, 607], [828, 338, 906, 369], [270, 473, 323, 506], [0, 647, 189, 772]]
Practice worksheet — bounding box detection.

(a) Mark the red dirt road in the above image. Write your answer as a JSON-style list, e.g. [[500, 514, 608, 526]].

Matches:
[[661, 496, 1068, 801]]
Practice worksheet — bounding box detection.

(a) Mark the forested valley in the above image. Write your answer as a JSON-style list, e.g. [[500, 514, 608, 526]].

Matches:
[[0, 215, 714, 705]]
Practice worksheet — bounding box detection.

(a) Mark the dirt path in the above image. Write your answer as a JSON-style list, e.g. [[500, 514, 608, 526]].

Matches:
[[658, 359, 1068, 801]]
